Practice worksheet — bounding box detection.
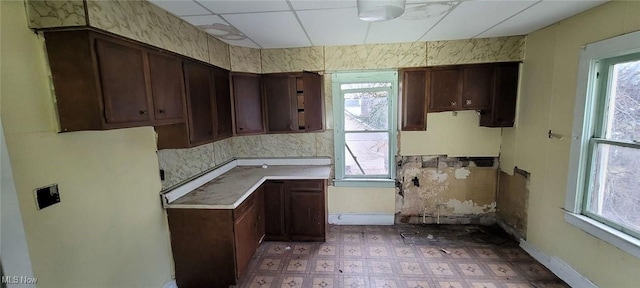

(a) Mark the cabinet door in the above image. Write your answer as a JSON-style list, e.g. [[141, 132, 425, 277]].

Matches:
[[303, 72, 324, 132], [263, 74, 296, 132], [184, 61, 214, 145], [461, 65, 493, 110], [255, 186, 266, 243], [429, 67, 461, 112], [263, 181, 287, 241], [212, 68, 233, 140], [401, 69, 428, 131], [95, 38, 152, 124], [482, 62, 519, 127], [287, 180, 325, 241], [234, 202, 258, 277], [232, 74, 265, 134], [148, 52, 185, 122]]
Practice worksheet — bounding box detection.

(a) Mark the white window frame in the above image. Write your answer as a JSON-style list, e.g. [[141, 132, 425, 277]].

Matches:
[[332, 71, 398, 188], [565, 30, 640, 259]]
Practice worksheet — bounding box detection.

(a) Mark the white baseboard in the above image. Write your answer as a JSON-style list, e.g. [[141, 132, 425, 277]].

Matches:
[[519, 239, 597, 288], [162, 279, 177, 288], [328, 213, 394, 225]]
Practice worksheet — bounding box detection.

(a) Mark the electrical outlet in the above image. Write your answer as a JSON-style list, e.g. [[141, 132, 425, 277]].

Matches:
[[34, 184, 60, 210]]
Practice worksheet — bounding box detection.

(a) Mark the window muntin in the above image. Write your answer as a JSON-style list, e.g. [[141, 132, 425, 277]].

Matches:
[[582, 54, 640, 239]]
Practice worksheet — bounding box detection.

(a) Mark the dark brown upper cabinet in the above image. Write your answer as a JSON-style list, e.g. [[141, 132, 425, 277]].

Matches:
[[480, 62, 520, 127], [428, 64, 496, 112], [262, 72, 324, 133], [95, 39, 151, 124], [461, 64, 493, 110], [429, 67, 462, 112], [231, 73, 265, 135], [44, 29, 186, 132], [212, 67, 233, 140], [402, 62, 520, 129], [263, 74, 296, 132], [184, 61, 215, 146], [303, 72, 324, 132], [157, 63, 233, 149], [148, 52, 186, 122], [400, 69, 429, 131]]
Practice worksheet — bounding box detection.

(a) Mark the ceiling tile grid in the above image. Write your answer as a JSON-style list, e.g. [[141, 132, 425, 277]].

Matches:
[[148, 0, 607, 49]]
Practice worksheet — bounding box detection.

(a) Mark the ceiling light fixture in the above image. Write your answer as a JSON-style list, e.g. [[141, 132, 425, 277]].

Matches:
[[357, 0, 406, 22]]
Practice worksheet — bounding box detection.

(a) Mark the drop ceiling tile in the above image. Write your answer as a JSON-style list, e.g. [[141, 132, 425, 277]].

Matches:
[[422, 0, 537, 41], [290, 0, 356, 11], [223, 12, 311, 48], [220, 38, 261, 49], [196, 0, 290, 14], [366, 3, 451, 44], [297, 7, 368, 46], [149, 0, 211, 16], [478, 0, 607, 38]]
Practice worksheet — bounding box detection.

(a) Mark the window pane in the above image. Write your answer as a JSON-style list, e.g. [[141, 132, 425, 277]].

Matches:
[[587, 144, 640, 235], [344, 91, 389, 131], [605, 59, 640, 142], [345, 132, 388, 176]]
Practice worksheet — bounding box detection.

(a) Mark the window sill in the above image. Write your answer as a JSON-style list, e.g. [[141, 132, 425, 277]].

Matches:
[[563, 210, 640, 259], [333, 179, 396, 188]]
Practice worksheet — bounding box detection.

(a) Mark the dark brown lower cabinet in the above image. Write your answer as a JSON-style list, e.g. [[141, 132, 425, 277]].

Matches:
[[166, 209, 236, 288], [167, 189, 264, 288], [264, 180, 327, 242], [263, 181, 288, 241], [167, 180, 325, 287]]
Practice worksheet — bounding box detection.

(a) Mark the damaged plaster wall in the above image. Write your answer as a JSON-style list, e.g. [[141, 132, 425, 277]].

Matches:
[[396, 156, 498, 225], [496, 168, 529, 240]]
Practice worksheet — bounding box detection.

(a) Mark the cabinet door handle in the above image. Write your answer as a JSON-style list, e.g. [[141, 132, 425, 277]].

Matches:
[[466, 100, 472, 105], [139, 110, 147, 115], [451, 102, 457, 107], [158, 109, 165, 114], [239, 127, 244, 131]]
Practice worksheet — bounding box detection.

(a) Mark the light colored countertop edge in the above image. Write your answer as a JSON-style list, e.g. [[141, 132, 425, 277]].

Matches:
[[165, 174, 329, 210], [161, 157, 332, 209]]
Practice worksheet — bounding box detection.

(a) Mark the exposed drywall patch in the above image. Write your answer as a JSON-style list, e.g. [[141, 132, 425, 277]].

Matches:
[[444, 199, 496, 214], [497, 169, 529, 239], [396, 156, 499, 224], [429, 170, 449, 182], [454, 168, 471, 179]]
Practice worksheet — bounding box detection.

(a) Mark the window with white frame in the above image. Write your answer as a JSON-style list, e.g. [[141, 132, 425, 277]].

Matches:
[[566, 30, 640, 257], [332, 71, 397, 186]]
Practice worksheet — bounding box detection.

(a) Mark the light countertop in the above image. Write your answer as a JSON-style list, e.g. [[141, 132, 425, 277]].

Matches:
[[166, 165, 331, 209]]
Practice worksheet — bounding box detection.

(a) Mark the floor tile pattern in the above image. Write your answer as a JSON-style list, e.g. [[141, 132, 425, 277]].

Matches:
[[235, 225, 568, 288]]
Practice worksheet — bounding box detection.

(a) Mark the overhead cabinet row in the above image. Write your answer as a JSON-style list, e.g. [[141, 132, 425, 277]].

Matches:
[[232, 71, 324, 135], [401, 62, 520, 130], [43, 29, 324, 149]]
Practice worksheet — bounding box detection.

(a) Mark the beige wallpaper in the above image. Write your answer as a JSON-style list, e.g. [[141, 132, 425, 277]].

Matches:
[[261, 46, 324, 73], [26, 0, 86, 28], [427, 36, 525, 66], [324, 42, 427, 71], [229, 45, 261, 73], [86, 0, 209, 63], [208, 35, 231, 70]]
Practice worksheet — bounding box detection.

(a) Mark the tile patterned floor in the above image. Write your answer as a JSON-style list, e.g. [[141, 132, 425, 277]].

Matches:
[[235, 225, 568, 288]]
